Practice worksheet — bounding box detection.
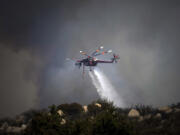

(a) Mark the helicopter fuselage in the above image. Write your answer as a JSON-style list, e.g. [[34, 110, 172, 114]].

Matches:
[[80, 58, 98, 66]]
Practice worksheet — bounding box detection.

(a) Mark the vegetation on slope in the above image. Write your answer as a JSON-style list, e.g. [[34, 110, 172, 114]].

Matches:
[[0, 100, 180, 135]]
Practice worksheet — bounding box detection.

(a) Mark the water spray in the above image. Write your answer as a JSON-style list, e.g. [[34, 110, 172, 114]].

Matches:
[[89, 68, 124, 107]]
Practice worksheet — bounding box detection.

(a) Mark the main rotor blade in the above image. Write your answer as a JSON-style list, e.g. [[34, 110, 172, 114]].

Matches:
[[80, 51, 89, 57], [66, 58, 81, 62], [93, 49, 112, 56], [91, 46, 104, 56]]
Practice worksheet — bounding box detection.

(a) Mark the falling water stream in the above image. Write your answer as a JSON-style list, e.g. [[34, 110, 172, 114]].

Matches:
[[89, 68, 124, 107]]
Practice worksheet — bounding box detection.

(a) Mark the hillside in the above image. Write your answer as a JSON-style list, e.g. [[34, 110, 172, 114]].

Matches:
[[0, 100, 180, 135]]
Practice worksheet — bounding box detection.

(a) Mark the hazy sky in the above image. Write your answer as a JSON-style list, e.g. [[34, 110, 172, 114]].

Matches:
[[0, 0, 180, 118]]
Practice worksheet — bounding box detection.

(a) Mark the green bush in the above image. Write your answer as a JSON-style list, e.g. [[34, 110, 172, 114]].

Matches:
[[170, 102, 180, 109], [92, 111, 135, 135], [25, 100, 136, 135], [70, 119, 92, 135], [87, 103, 102, 116], [133, 104, 157, 116], [49, 104, 58, 114], [87, 99, 116, 116], [58, 103, 83, 117], [97, 99, 116, 112], [23, 101, 180, 135], [25, 111, 62, 135]]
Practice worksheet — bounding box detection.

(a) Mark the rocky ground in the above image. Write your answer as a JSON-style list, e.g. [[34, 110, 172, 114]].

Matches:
[[0, 100, 180, 135]]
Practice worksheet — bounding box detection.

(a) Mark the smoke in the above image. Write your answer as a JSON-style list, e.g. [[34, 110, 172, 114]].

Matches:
[[0, 45, 42, 118], [89, 68, 124, 107], [39, 64, 99, 108], [0, 0, 180, 117]]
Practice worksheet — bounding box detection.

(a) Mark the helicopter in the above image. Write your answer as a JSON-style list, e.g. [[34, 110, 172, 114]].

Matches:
[[66, 46, 120, 75]]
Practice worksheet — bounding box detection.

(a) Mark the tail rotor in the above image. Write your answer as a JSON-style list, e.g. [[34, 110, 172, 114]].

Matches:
[[112, 54, 120, 63]]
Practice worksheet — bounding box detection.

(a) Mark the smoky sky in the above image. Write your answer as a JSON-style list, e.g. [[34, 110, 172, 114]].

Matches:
[[0, 0, 180, 118]]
